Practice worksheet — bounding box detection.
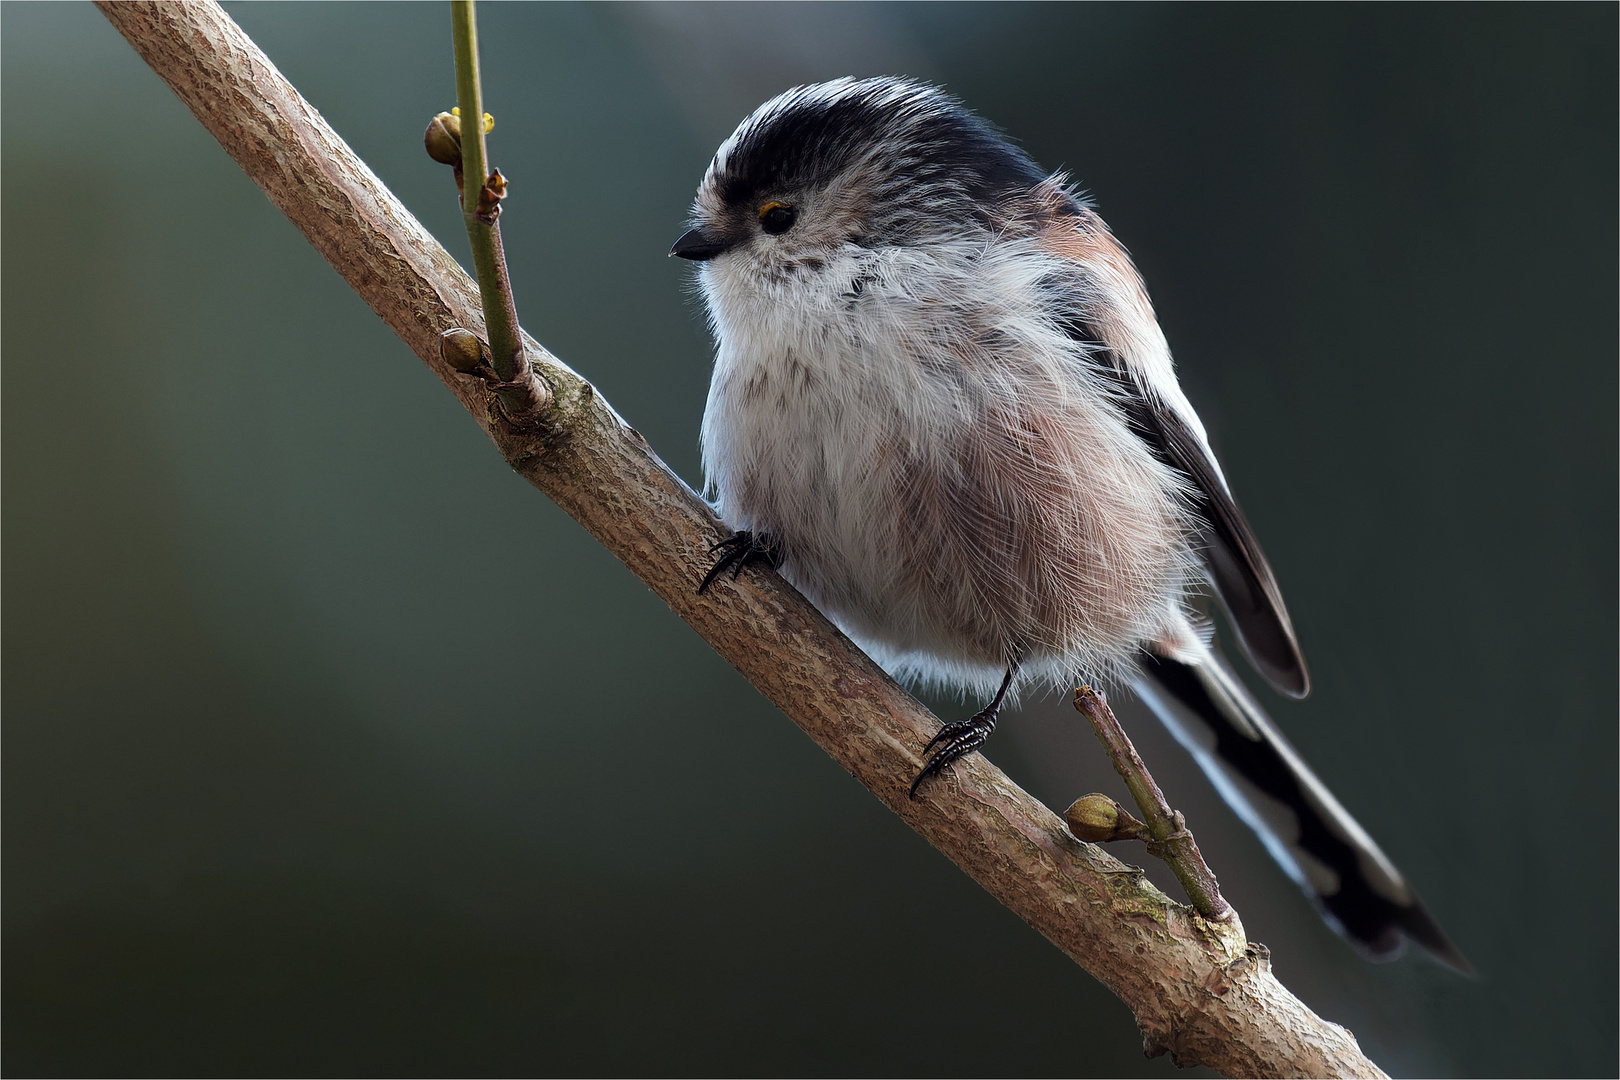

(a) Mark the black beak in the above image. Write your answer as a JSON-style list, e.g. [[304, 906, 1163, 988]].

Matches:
[[669, 227, 731, 261]]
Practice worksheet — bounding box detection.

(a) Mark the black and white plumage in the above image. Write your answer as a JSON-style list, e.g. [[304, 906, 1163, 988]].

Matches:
[[673, 76, 1467, 971]]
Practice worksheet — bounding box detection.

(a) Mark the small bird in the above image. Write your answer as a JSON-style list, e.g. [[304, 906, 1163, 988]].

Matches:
[[672, 77, 1466, 970]]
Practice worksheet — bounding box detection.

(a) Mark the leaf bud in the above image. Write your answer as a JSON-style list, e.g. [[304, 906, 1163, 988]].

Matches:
[[1064, 793, 1150, 844], [438, 327, 489, 374], [424, 111, 462, 166]]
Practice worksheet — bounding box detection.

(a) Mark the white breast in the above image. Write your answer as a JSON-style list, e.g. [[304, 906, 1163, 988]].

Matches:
[[698, 238, 1197, 696]]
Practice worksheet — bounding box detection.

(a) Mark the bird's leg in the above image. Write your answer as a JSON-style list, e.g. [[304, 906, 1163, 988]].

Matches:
[[910, 663, 1019, 799], [698, 530, 781, 594]]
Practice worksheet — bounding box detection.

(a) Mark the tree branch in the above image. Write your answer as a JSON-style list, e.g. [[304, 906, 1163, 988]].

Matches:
[[94, 3, 1386, 1075]]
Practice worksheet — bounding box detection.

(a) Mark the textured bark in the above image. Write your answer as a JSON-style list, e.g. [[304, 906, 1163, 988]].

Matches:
[[95, 3, 1387, 1076]]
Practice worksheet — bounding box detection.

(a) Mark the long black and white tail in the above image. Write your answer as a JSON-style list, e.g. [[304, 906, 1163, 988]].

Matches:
[[1133, 646, 1471, 973]]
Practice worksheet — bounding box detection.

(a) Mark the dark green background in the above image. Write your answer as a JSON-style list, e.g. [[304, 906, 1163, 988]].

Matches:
[[5, 3, 1615, 1076]]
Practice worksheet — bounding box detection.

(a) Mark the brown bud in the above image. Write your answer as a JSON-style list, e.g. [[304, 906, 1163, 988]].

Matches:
[[474, 167, 508, 224], [1064, 793, 1150, 843], [438, 328, 489, 374], [424, 111, 462, 166]]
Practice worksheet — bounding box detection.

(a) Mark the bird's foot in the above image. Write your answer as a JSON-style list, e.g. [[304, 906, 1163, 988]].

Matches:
[[910, 705, 999, 799], [698, 530, 781, 593]]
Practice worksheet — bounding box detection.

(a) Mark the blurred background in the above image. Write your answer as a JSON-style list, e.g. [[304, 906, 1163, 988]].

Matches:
[[4, 3, 1614, 1076]]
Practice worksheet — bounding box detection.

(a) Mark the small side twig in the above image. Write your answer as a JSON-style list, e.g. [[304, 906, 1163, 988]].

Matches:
[[440, 0, 548, 424], [1073, 684, 1233, 922]]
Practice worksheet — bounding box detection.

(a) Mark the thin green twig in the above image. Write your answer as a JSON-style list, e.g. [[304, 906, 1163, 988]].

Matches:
[[450, 0, 539, 415], [450, 1, 486, 218], [1074, 685, 1233, 921]]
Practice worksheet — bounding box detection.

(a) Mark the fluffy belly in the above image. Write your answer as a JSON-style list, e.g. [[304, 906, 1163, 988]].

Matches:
[[708, 373, 1194, 691]]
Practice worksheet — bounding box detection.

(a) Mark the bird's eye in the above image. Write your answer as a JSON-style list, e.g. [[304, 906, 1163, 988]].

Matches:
[[758, 202, 798, 235]]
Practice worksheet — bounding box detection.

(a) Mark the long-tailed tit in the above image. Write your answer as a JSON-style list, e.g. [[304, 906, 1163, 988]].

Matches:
[[672, 77, 1466, 970]]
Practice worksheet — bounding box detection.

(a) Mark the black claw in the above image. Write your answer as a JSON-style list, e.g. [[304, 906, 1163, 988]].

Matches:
[[910, 710, 997, 798], [909, 664, 1020, 800], [908, 753, 951, 798], [698, 530, 780, 594], [923, 717, 975, 754]]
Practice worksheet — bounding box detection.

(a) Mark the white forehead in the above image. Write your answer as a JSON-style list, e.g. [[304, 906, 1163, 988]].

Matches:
[[701, 76, 944, 193]]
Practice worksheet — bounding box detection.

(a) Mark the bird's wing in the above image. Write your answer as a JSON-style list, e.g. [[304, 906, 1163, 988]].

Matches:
[[1039, 206, 1311, 697], [1034, 201, 1469, 970]]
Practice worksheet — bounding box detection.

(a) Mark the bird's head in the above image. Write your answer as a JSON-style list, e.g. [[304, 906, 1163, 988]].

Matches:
[[671, 77, 1059, 282]]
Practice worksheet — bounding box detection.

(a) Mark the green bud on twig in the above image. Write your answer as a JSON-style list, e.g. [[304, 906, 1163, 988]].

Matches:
[[1065, 793, 1151, 844], [424, 111, 462, 166], [424, 108, 495, 169], [438, 327, 490, 375]]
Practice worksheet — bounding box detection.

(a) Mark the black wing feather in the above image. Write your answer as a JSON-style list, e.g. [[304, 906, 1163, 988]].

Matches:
[[1040, 231, 1466, 970], [1127, 380, 1311, 697], [1056, 302, 1311, 697]]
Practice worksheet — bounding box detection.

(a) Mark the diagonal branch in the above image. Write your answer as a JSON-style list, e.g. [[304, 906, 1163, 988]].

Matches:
[[94, 3, 1385, 1076]]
